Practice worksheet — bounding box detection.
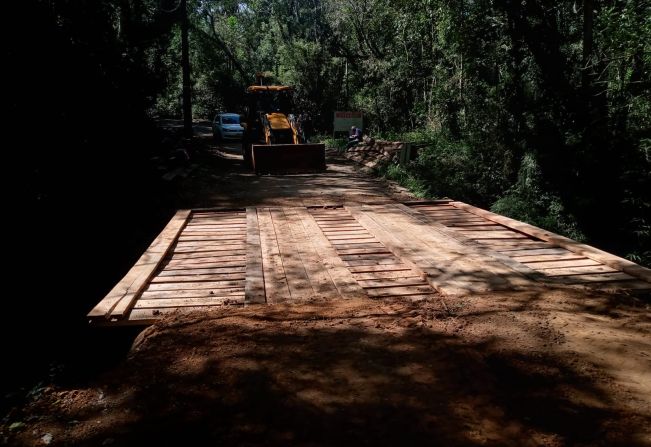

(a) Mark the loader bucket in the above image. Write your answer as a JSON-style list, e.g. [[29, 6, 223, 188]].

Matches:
[[252, 143, 326, 174]]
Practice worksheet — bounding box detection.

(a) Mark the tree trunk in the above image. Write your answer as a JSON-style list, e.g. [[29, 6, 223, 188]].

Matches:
[[181, 0, 192, 137], [582, 0, 593, 91]]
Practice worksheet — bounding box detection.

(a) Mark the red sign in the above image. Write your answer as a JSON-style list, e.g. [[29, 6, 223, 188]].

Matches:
[[335, 111, 363, 119]]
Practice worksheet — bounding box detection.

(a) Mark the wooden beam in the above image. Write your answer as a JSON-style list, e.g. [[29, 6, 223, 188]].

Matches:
[[87, 209, 191, 321], [257, 208, 291, 303], [294, 207, 367, 299], [283, 207, 340, 299], [245, 207, 266, 304], [270, 208, 315, 300]]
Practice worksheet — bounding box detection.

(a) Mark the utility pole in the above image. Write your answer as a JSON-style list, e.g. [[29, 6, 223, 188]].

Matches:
[[181, 0, 192, 137]]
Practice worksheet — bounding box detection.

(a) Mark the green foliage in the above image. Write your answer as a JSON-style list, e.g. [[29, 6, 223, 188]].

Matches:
[[25, 0, 648, 265], [319, 136, 347, 152], [491, 154, 585, 242], [382, 164, 430, 198]]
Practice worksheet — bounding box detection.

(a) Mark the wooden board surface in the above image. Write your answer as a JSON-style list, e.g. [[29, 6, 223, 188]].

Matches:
[[87, 209, 191, 320], [245, 207, 266, 304], [90, 202, 651, 326], [450, 201, 651, 283], [295, 207, 367, 299], [406, 202, 651, 291], [257, 208, 292, 303]]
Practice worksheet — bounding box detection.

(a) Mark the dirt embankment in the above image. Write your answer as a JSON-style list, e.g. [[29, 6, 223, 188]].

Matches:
[[5, 288, 650, 446]]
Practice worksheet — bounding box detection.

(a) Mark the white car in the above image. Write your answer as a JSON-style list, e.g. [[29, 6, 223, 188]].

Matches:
[[212, 113, 244, 141]]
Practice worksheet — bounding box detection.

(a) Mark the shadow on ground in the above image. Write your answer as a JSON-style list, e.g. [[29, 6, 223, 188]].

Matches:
[[9, 294, 650, 447]]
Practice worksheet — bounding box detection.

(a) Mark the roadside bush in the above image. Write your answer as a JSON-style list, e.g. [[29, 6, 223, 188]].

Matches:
[[491, 153, 585, 241]]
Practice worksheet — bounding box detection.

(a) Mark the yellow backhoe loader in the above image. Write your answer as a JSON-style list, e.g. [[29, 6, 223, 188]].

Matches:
[[241, 81, 325, 174]]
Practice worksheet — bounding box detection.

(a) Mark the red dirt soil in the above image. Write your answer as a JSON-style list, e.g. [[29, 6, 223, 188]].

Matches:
[[5, 288, 650, 446]]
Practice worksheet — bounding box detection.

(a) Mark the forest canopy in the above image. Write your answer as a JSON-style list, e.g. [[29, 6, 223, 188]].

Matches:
[[6, 0, 651, 265]]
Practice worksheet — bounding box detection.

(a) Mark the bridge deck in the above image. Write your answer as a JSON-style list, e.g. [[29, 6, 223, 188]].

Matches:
[[88, 201, 651, 326]]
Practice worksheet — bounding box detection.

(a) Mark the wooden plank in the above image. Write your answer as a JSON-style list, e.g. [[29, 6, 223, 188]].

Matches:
[[348, 264, 414, 273], [146, 281, 245, 291], [179, 231, 246, 237], [514, 253, 586, 263], [88, 209, 191, 320], [451, 201, 651, 283], [461, 231, 528, 239], [352, 270, 422, 280], [158, 266, 247, 276], [331, 238, 379, 245], [167, 253, 246, 265], [321, 229, 369, 235], [185, 223, 244, 229], [472, 237, 530, 243], [357, 278, 429, 288], [455, 225, 506, 231], [410, 205, 458, 211], [185, 222, 246, 226], [178, 235, 247, 242], [312, 219, 357, 224], [448, 222, 502, 227], [140, 289, 244, 299], [336, 248, 393, 255], [164, 263, 246, 272], [540, 265, 618, 276], [325, 233, 374, 240], [283, 207, 340, 298], [402, 200, 454, 206], [152, 274, 245, 283], [310, 212, 350, 217], [244, 207, 266, 304], [257, 208, 291, 303], [477, 241, 552, 250], [332, 242, 384, 250], [344, 259, 402, 266], [191, 209, 245, 215], [270, 208, 315, 300], [316, 222, 364, 228], [420, 211, 473, 218], [294, 207, 367, 299], [183, 228, 246, 234], [187, 216, 246, 220], [549, 272, 635, 284], [503, 248, 573, 257], [340, 253, 398, 261], [168, 252, 246, 259], [163, 264, 246, 272], [186, 220, 246, 225], [436, 217, 486, 223], [135, 297, 244, 309], [526, 259, 600, 269], [173, 244, 246, 252], [165, 260, 246, 269]]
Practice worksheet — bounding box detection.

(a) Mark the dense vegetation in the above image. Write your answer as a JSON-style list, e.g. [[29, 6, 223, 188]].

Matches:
[[6, 0, 651, 267], [186, 0, 649, 264]]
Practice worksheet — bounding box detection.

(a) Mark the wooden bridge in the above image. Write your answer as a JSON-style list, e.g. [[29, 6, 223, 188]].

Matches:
[[88, 200, 651, 326]]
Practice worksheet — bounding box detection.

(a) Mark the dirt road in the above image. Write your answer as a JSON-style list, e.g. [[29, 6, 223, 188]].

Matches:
[[172, 122, 413, 208], [4, 131, 650, 446]]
